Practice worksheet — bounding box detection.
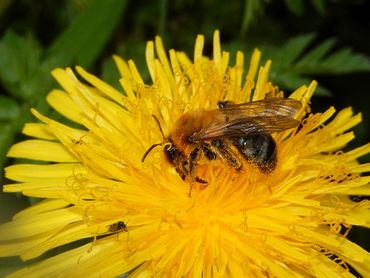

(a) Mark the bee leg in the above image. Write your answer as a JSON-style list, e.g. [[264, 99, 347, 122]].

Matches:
[[187, 147, 208, 197], [188, 182, 193, 197], [189, 147, 209, 184], [188, 176, 207, 197], [201, 143, 217, 161], [189, 146, 200, 179], [179, 161, 189, 180], [211, 139, 242, 171]]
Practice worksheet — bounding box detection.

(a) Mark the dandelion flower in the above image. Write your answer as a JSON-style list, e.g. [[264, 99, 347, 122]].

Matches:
[[1, 30, 370, 277]]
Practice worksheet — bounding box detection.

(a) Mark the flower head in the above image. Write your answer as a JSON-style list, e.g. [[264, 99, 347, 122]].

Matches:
[[1, 30, 370, 277]]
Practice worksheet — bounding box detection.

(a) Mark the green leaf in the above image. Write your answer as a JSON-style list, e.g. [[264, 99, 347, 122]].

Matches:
[[101, 58, 121, 91], [0, 123, 14, 170], [311, 0, 325, 15], [280, 33, 315, 65], [48, 0, 128, 68], [270, 72, 331, 97], [158, 0, 168, 37], [284, 0, 304, 16], [293, 40, 370, 74], [262, 33, 315, 66], [319, 48, 370, 73], [0, 31, 47, 100], [295, 38, 336, 69], [240, 0, 266, 38], [260, 34, 370, 96], [0, 96, 20, 121]]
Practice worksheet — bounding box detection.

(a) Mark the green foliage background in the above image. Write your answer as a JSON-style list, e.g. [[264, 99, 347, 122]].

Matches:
[[0, 0, 369, 275]]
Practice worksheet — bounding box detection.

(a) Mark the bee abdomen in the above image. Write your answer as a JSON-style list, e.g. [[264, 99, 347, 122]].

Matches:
[[232, 134, 276, 173]]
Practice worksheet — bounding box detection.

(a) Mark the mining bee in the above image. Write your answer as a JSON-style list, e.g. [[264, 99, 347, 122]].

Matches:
[[142, 97, 302, 185]]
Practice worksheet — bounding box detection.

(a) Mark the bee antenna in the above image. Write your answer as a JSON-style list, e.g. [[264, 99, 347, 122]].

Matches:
[[142, 115, 167, 162], [141, 143, 163, 162], [152, 114, 165, 139]]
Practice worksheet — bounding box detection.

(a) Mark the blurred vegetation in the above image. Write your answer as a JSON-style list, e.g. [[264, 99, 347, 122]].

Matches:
[[0, 0, 369, 274]]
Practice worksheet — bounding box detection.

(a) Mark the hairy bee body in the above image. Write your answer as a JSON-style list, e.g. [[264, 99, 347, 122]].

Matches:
[[143, 98, 302, 184]]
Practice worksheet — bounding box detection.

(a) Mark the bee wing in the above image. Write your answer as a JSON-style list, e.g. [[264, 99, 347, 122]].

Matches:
[[219, 97, 302, 118], [193, 116, 300, 140], [192, 98, 302, 141]]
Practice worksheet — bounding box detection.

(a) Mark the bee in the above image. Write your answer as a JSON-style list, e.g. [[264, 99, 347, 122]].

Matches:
[[142, 98, 302, 184]]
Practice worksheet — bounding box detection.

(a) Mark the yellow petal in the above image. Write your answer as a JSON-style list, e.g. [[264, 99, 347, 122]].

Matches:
[[0, 207, 82, 240], [7, 140, 77, 162], [46, 89, 83, 124], [5, 163, 84, 183], [22, 123, 56, 140]]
